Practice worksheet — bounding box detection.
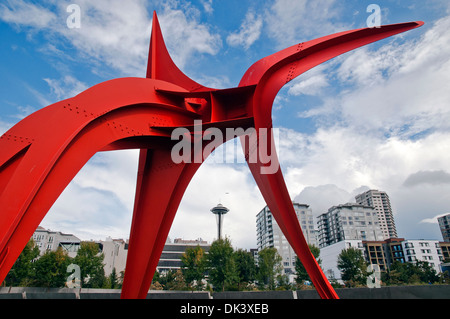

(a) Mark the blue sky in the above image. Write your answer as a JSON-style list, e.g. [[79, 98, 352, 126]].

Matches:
[[1, 0, 450, 249]]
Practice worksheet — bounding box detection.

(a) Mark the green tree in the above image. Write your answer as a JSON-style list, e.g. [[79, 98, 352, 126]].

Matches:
[[153, 269, 187, 290], [233, 249, 257, 290], [416, 261, 439, 283], [337, 247, 368, 287], [207, 238, 238, 291], [106, 268, 119, 289], [4, 239, 40, 287], [383, 261, 439, 285], [34, 247, 72, 288], [166, 269, 188, 290], [294, 245, 321, 287], [181, 245, 207, 290], [257, 247, 283, 290], [73, 241, 106, 288]]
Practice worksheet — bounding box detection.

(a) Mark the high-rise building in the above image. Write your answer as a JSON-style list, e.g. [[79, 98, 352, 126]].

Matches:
[[256, 203, 318, 280], [438, 213, 450, 242], [355, 190, 398, 239], [317, 203, 383, 248]]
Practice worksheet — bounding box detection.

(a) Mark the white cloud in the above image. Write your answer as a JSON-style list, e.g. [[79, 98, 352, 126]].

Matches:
[[331, 15, 450, 138], [200, 0, 213, 14], [420, 213, 450, 224], [0, 120, 12, 136], [226, 11, 263, 50], [0, 1, 222, 76], [43, 75, 88, 100], [287, 65, 329, 96], [265, 0, 349, 48], [43, 150, 139, 240], [0, 0, 56, 28], [158, 6, 222, 69]]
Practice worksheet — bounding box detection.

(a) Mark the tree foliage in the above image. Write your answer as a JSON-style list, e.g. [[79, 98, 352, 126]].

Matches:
[[181, 245, 206, 290], [207, 238, 238, 291], [383, 261, 439, 285], [73, 241, 106, 288], [257, 247, 283, 290], [34, 247, 72, 288], [233, 249, 257, 290], [337, 247, 368, 287], [4, 240, 107, 289], [152, 269, 187, 290], [7, 237, 448, 291], [4, 239, 40, 287]]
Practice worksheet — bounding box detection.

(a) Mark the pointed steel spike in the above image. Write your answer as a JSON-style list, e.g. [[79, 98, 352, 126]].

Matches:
[[146, 11, 210, 92]]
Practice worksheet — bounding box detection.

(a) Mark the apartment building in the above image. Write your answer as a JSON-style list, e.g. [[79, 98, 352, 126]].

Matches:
[[438, 214, 450, 242], [320, 238, 446, 283], [363, 237, 405, 271], [256, 203, 318, 280], [98, 237, 128, 277], [32, 226, 81, 257], [440, 242, 450, 261], [317, 203, 383, 248], [355, 190, 398, 239], [402, 239, 445, 274]]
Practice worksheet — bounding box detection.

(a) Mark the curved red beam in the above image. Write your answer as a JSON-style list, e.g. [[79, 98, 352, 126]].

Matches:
[[0, 11, 423, 299]]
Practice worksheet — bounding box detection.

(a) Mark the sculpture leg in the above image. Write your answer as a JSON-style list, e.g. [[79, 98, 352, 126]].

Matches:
[[121, 148, 201, 299], [0, 130, 108, 284], [241, 132, 338, 299]]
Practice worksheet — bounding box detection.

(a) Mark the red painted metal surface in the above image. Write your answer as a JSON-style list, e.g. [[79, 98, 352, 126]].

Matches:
[[0, 12, 423, 299]]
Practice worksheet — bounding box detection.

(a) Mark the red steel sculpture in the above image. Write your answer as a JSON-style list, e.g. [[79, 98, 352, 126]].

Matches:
[[0, 12, 423, 299]]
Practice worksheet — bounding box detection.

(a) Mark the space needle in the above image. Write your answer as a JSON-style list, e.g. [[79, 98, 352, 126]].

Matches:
[[210, 203, 229, 240]]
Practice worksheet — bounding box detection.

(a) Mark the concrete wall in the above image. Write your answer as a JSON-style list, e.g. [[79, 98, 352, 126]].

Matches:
[[0, 285, 449, 299], [0, 287, 211, 299], [297, 285, 450, 299]]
